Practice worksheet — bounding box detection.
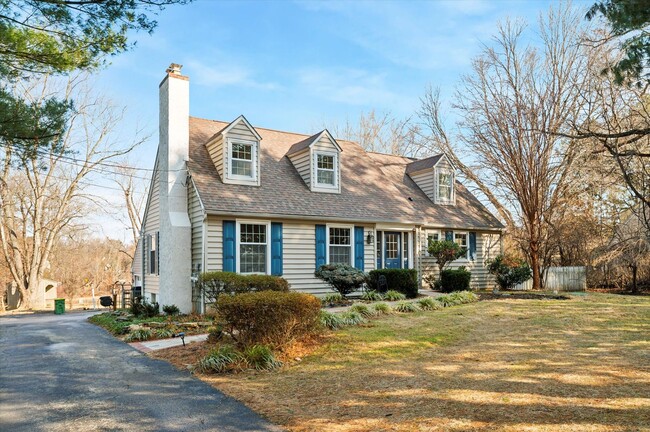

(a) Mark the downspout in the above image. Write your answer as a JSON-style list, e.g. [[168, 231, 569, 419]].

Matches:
[[201, 214, 207, 314]]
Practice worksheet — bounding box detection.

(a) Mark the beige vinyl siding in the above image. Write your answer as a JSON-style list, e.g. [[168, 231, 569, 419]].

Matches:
[[206, 135, 224, 179], [363, 226, 375, 272], [203, 217, 374, 296], [419, 228, 500, 290], [142, 167, 160, 294], [188, 182, 204, 272], [132, 237, 143, 276], [410, 170, 435, 201], [205, 215, 223, 272], [288, 148, 311, 186]]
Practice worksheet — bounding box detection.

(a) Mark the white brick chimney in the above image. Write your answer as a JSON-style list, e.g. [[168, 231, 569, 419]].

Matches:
[[158, 63, 192, 313]]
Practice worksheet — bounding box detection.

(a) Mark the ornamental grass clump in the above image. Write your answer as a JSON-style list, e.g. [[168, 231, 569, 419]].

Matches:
[[322, 292, 344, 305], [125, 328, 152, 342], [349, 303, 375, 318], [154, 328, 175, 339], [417, 297, 442, 311], [196, 345, 243, 373], [372, 302, 392, 314], [319, 310, 345, 330], [340, 310, 367, 326], [361, 290, 383, 301], [243, 345, 283, 371], [384, 290, 406, 301], [394, 301, 420, 313], [315, 263, 366, 297]]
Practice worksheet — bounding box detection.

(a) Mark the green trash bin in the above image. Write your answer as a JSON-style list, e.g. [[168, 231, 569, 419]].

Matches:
[[54, 298, 66, 315]]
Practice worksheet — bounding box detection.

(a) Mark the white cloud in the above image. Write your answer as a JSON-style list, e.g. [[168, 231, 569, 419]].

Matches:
[[296, 67, 410, 108], [185, 59, 279, 90]]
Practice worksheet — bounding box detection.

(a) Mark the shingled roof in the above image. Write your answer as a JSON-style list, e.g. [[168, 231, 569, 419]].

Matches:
[[187, 117, 503, 229]]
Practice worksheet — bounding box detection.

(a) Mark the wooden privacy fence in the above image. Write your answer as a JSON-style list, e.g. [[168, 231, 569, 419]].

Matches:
[[513, 266, 586, 291]]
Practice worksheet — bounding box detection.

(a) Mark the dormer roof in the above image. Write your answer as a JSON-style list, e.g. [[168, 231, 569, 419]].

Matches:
[[208, 114, 262, 143], [286, 129, 342, 156], [405, 154, 454, 174]]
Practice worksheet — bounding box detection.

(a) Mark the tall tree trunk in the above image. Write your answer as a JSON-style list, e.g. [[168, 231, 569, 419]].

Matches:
[[530, 242, 542, 291], [631, 264, 638, 294]]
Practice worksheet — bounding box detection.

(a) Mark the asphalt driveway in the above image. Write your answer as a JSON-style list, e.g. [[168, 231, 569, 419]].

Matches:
[[0, 311, 281, 432]]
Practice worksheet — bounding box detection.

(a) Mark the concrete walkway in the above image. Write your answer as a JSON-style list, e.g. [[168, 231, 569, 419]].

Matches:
[[130, 333, 209, 353], [0, 311, 280, 432]]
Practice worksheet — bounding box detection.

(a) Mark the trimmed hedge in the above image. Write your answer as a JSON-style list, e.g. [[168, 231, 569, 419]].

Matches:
[[366, 269, 419, 298], [216, 291, 321, 349], [199, 272, 289, 303], [439, 267, 472, 293]]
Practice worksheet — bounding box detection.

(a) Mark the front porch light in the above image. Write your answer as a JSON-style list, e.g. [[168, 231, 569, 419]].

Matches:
[[366, 232, 374, 245]]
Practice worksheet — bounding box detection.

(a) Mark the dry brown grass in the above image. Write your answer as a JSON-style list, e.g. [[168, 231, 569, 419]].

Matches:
[[154, 293, 650, 431]]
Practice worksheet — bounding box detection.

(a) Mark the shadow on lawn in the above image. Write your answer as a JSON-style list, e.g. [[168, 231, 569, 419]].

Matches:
[[212, 296, 650, 431]]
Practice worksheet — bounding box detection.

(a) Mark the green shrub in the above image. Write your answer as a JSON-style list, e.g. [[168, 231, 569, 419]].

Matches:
[[315, 264, 366, 297], [162, 304, 180, 315], [439, 267, 472, 293], [384, 290, 406, 301], [319, 310, 345, 330], [322, 292, 344, 305], [428, 240, 466, 272], [243, 345, 283, 371], [199, 271, 290, 303], [196, 345, 243, 373], [417, 297, 442, 311], [154, 328, 174, 339], [486, 255, 532, 290], [340, 310, 367, 326], [207, 325, 224, 344], [125, 329, 152, 342], [360, 290, 383, 301], [216, 291, 322, 349], [349, 303, 375, 318], [372, 302, 392, 314], [366, 269, 419, 298], [130, 299, 159, 318], [394, 301, 420, 313]]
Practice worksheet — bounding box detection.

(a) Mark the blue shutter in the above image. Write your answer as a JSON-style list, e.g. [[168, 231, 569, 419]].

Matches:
[[223, 220, 236, 272], [271, 222, 283, 276], [315, 225, 326, 269], [354, 226, 365, 271], [445, 231, 453, 241], [469, 232, 477, 261]]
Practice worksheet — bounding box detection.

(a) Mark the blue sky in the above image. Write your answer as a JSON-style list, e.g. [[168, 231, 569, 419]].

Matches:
[[90, 0, 590, 240]]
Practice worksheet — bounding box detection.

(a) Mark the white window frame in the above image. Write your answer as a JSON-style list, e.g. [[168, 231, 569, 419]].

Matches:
[[427, 230, 440, 256], [236, 220, 271, 275], [312, 150, 339, 192], [325, 223, 354, 265], [227, 138, 258, 182], [454, 231, 470, 260], [435, 167, 454, 204]]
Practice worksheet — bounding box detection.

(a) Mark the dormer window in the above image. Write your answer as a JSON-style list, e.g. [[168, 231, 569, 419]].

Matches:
[[286, 129, 342, 194], [229, 140, 256, 179], [437, 169, 453, 202], [316, 153, 337, 187]]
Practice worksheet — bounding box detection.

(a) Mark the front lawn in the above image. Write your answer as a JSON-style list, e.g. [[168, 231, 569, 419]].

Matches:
[[159, 293, 650, 431]]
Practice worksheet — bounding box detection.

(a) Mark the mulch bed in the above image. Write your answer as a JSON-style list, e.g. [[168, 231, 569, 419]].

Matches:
[[478, 291, 571, 300]]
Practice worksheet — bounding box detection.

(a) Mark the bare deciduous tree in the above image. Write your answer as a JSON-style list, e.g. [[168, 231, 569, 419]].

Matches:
[[0, 74, 142, 310], [449, 7, 587, 290]]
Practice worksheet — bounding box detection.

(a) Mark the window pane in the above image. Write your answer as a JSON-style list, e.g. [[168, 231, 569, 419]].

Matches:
[[317, 154, 334, 169], [232, 159, 252, 177], [329, 245, 350, 264], [240, 224, 266, 244], [385, 234, 398, 259], [232, 143, 252, 160], [317, 169, 334, 185], [329, 227, 350, 245], [454, 233, 467, 249], [240, 244, 266, 273], [376, 232, 382, 260]]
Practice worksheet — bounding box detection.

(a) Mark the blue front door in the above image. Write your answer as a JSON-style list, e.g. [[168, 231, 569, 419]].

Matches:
[[384, 232, 402, 269]]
